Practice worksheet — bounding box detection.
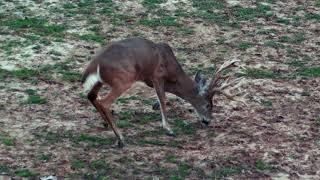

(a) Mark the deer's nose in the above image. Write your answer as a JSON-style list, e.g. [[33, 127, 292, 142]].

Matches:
[[201, 119, 210, 126]]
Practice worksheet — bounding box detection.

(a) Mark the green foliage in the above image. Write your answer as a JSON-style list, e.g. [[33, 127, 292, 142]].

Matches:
[[15, 169, 39, 177], [243, 68, 281, 79], [24, 89, 47, 104], [71, 159, 86, 169], [315, 118, 320, 126], [138, 139, 181, 147], [116, 96, 139, 104], [39, 61, 82, 82], [90, 160, 110, 170], [232, 5, 267, 21], [264, 40, 283, 48], [0, 133, 15, 146], [61, 71, 82, 82], [197, 11, 230, 26], [3, 17, 65, 37], [0, 164, 10, 173], [11, 68, 39, 80], [74, 133, 113, 147], [117, 119, 132, 128], [37, 153, 52, 162], [176, 27, 194, 35], [260, 99, 272, 107], [137, 113, 159, 124], [0, 66, 71, 82], [139, 139, 166, 146], [237, 41, 254, 50], [276, 18, 290, 25], [290, 33, 305, 44], [255, 159, 272, 170], [212, 166, 245, 178], [288, 60, 306, 67], [173, 119, 196, 135], [165, 155, 177, 163], [296, 67, 320, 78], [170, 163, 191, 180], [140, 16, 179, 27], [78, 34, 105, 43], [280, 33, 306, 44], [34, 129, 113, 147], [306, 13, 320, 21], [142, 0, 166, 8], [257, 28, 278, 35], [192, 0, 225, 10]]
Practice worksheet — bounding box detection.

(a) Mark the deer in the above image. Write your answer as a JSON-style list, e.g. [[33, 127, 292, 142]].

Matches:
[[81, 37, 244, 148]]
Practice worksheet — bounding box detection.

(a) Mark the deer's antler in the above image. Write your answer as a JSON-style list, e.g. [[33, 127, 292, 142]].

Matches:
[[207, 59, 247, 106]]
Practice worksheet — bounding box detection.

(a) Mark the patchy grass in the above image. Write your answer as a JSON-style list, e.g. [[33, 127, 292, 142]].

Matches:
[[7, 68, 39, 80], [142, 0, 166, 8], [73, 133, 113, 147], [260, 99, 273, 107], [139, 16, 180, 27], [191, 0, 225, 10], [71, 159, 86, 169], [170, 163, 192, 179], [212, 165, 246, 178], [15, 169, 39, 177], [237, 41, 254, 50], [0, 164, 10, 174], [37, 153, 52, 162], [24, 89, 47, 105], [231, 4, 272, 21], [3, 18, 65, 37], [0, 133, 15, 146], [305, 13, 320, 21], [243, 68, 281, 79], [34, 129, 114, 147], [315, 118, 320, 126], [255, 159, 273, 171], [264, 40, 284, 48], [77, 33, 105, 43], [295, 66, 320, 78], [173, 119, 196, 135], [280, 33, 305, 44]]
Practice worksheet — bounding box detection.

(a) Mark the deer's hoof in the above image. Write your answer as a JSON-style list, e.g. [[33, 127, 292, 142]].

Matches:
[[166, 130, 176, 137], [152, 101, 160, 110], [117, 140, 125, 149], [102, 122, 109, 128]]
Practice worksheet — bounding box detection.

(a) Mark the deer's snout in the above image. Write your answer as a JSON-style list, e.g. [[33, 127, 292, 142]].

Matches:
[[201, 119, 210, 126]]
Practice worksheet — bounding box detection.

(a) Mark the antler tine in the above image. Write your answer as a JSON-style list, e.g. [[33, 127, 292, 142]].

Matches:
[[215, 59, 240, 75], [208, 59, 241, 92], [221, 90, 248, 106], [219, 77, 244, 91]]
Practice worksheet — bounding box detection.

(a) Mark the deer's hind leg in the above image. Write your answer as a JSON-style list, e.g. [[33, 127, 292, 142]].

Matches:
[[96, 80, 133, 148]]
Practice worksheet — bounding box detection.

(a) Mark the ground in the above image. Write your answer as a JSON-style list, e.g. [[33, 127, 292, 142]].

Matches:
[[0, 0, 320, 179]]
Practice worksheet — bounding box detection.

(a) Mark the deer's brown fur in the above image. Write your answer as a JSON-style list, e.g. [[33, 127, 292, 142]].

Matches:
[[82, 37, 241, 148]]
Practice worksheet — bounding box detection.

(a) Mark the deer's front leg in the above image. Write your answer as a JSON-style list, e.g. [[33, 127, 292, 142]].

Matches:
[[153, 80, 174, 136]]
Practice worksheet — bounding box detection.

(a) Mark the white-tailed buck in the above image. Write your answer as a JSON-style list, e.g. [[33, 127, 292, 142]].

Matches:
[[82, 37, 243, 148]]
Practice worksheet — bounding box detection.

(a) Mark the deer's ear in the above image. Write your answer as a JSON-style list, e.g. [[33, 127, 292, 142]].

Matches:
[[195, 71, 208, 95]]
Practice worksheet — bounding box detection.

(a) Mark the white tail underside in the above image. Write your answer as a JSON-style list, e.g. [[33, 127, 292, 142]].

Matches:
[[83, 65, 101, 94]]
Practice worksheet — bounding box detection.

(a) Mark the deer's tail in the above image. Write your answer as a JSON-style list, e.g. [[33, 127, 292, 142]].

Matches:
[[82, 61, 102, 93]]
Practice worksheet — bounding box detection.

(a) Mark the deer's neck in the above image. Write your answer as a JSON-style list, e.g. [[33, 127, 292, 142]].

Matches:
[[165, 75, 202, 105]]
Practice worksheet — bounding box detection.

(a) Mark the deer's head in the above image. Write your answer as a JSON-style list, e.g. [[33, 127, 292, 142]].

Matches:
[[192, 60, 245, 126]]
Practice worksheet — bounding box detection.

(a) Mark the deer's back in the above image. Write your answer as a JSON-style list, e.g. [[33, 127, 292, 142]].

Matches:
[[93, 38, 184, 85]]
